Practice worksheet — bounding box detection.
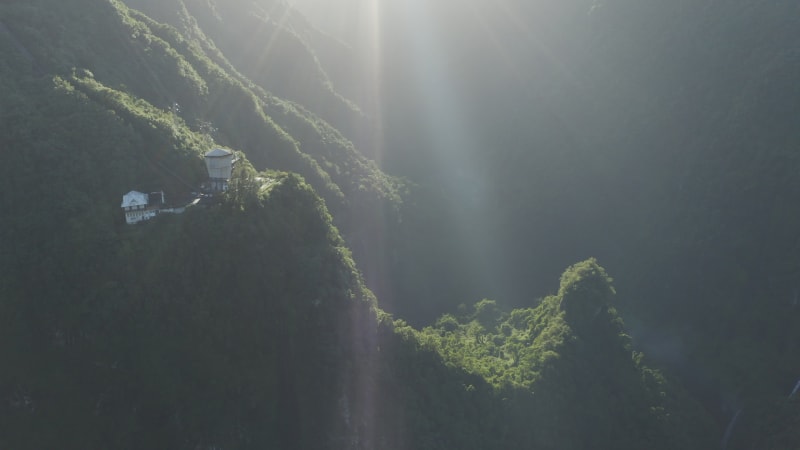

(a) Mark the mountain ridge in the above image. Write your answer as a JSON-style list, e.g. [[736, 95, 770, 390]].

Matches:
[[1, 0, 798, 447]]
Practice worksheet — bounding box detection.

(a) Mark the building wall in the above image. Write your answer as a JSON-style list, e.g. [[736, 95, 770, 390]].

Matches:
[[125, 209, 158, 225]]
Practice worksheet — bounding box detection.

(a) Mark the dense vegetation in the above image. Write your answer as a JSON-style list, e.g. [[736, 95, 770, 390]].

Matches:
[[412, 259, 714, 449], [1, 171, 370, 448], [1, 0, 799, 448], [319, 1, 800, 445]]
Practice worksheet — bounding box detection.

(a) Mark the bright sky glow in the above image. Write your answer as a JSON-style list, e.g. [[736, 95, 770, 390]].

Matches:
[[284, 0, 578, 301]]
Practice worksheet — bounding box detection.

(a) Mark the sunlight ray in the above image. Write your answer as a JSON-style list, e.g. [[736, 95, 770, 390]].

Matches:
[[242, 2, 296, 82], [363, 0, 384, 167], [394, 0, 499, 295]]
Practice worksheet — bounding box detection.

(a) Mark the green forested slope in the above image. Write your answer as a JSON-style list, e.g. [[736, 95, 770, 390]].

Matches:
[[1, 171, 369, 448], [415, 259, 715, 450], [0, 0, 410, 306], [2, 0, 400, 220], [1, 0, 795, 447]]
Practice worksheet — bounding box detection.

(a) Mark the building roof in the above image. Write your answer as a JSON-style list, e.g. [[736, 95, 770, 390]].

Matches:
[[121, 190, 149, 208], [205, 148, 233, 158]]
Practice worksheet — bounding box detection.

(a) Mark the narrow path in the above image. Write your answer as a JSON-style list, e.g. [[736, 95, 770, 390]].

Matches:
[[720, 408, 742, 450], [0, 20, 44, 75], [788, 377, 800, 399]]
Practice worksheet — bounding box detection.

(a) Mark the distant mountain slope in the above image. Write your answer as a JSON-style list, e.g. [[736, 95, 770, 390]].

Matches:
[[2, 0, 792, 447], [123, 0, 367, 144]]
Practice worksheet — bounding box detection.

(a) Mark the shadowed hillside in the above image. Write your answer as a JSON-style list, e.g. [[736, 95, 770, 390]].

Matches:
[[1, 0, 798, 447]]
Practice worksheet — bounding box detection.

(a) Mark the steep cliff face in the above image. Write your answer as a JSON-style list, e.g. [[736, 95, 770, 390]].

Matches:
[[2, 0, 796, 448], [413, 259, 717, 450], [0, 1, 381, 446], [0, 163, 390, 448]]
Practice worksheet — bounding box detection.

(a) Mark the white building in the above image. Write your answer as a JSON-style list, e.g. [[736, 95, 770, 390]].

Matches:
[[121, 190, 158, 224], [204, 148, 235, 192]]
